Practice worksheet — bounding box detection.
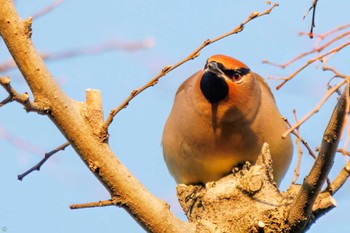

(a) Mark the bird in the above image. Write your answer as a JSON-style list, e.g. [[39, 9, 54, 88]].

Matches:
[[162, 54, 293, 185]]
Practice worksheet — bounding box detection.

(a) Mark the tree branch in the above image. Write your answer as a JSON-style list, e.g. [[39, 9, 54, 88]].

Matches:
[[70, 198, 120, 209], [0, 38, 154, 73], [276, 41, 350, 90], [287, 86, 348, 232], [262, 30, 350, 69], [31, 0, 64, 20], [0, 1, 192, 232], [0, 76, 48, 113], [282, 78, 347, 138], [17, 141, 70, 181], [303, 0, 319, 38], [100, 3, 279, 139]]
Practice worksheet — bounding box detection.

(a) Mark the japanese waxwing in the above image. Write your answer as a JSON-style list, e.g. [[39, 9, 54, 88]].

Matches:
[[162, 54, 293, 185]]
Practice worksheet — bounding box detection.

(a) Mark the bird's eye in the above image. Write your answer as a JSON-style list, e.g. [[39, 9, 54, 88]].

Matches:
[[223, 70, 243, 83], [232, 73, 243, 83]]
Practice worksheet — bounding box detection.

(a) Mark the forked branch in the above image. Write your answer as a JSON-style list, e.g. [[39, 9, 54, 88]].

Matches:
[[287, 86, 348, 232], [276, 42, 350, 90], [0, 76, 48, 113]]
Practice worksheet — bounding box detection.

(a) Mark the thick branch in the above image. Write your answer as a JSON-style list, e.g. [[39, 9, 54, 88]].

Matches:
[[287, 87, 347, 231], [0, 1, 191, 232]]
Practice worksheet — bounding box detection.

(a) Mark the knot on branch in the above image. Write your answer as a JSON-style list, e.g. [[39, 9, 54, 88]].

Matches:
[[23, 17, 33, 38], [324, 133, 337, 143], [239, 173, 264, 195], [87, 159, 100, 174]]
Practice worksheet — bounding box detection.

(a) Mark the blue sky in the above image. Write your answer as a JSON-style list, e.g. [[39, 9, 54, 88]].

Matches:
[[1, 1, 350, 232]]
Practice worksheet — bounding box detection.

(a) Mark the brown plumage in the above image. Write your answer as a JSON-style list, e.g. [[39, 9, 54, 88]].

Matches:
[[162, 55, 293, 185]]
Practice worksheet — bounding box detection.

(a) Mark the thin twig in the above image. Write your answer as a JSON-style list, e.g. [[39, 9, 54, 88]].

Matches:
[[288, 126, 317, 158], [282, 79, 347, 138], [0, 76, 49, 113], [18, 141, 70, 181], [276, 41, 350, 90], [70, 198, 120, 209], [284, 114, 327, 185], [31, 0, 64, 20], [0, 39, 154, 73], [299, 23, 350, 40], [303, 0, 319, 38], [100, 3, 280, 137], [290, 110, 303, 184], [263, 31, 350, 69], [41, 39, 154, 60], [0, 76, 29, 107], [286, 113, 333, 186]]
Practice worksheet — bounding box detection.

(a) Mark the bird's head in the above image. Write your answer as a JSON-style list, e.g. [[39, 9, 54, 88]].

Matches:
[[199, 55, 261, 122]]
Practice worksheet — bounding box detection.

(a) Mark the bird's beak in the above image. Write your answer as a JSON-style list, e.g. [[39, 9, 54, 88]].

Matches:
[[205, 61, 231, 83]]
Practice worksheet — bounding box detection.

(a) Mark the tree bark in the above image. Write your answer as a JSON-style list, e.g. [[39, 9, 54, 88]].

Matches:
[[0, 1, 347, 232], [0, 1, 192, 232]]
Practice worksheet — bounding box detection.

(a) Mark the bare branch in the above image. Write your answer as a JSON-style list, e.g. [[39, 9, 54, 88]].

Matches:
[[281, 59, 350, 138], [0, 76, 48, 113], [18, 141, 70, 181], [262, 31, 350, 69], [284, 114, 334, 186], [276, 41, 350, 90], [311, 160, 350, 220], [0, 76, 29, 106], [31, 0, 64, 20], [0, 2, 192, 232], [287, 86, 348, 231], [70, 198, 121, 209], [328, 160, 350, 194], [100, 3, 280, 138], [0, 39, 154, 73], [41, 38, 154, 61], [288, 111, 305, 184], [282, 78, 347, 138], [303, 0, 319, 38], [299, 23, 350, 40], [287, 111, 317, 159]]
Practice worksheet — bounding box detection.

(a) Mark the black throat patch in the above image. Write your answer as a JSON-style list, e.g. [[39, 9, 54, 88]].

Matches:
[[200, 71, 229, 104]]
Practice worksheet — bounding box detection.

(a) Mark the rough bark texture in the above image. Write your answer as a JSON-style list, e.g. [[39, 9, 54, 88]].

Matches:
[[0, 1, 346, 232], [0, 1, 193, 232], [177, 144, 337, 233]]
